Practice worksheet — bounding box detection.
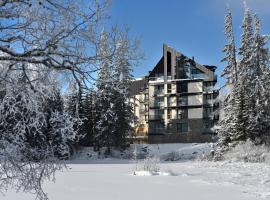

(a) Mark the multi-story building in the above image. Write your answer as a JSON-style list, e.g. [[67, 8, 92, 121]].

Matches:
[[130, 44, 219, 143], [129, 77, 149, 143]]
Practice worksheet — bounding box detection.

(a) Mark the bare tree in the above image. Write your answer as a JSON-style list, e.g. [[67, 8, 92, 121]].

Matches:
[[0, 64, 82, 200], [0, 1, 123, 199], [0, 0, 111, 87], [0, 1, 142, 199]]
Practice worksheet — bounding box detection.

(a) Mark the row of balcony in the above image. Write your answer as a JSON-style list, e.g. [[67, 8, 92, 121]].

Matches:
[[148, 128, 215, 135], [149, 74, 217, 82], [149, 88, 219, 96], [149, 102, 216, 108], [149, 115, 164, 120], [147, 113, 218, 121]]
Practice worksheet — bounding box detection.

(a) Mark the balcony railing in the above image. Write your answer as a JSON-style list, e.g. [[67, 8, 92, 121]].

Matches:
[[139, 108, 148, 113], [149, 128, 165, 134], [202, 128, 215, 134], [203, 113, 213, 119], [149, 115, 164, 120], [149, 76, 164, 82], [190, 74, 207, 79], [213, 74, 218, 82], [177, 99, 188, 106], [154, 90, 164, 96], [203, 87, 213, 92], [149, 102, 164, 108], [204, 99, 212, 105]]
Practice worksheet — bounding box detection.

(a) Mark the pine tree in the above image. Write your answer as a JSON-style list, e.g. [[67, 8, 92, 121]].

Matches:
[[111, 37, 135, 149], [65, 80, 85, 144], [249, 15, 270, 143], [217, 1, 270, 156], [217, 6, 238, 149], [95, 31, 117, 153], [221, 6, 238, 84], [80, 89, 97, 146]]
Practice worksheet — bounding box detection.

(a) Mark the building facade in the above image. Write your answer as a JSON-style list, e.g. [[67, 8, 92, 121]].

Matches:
[[130, 44, 219, 143]]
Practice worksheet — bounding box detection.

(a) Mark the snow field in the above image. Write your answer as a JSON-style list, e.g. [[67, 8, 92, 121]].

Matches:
[[3, 143, 270, 200]]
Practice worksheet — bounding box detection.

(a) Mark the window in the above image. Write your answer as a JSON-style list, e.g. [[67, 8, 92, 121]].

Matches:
[[145, 94, 149, 100], [203, 121, 213, 128], [177, 96, 188, 106], [144, 105, 148, 112], [154, 85, 164, 95], [205, 94, 212, 100], [176, 56, 191, 79], [203, 82, 212, 92], [150, 122, 164, 133], [191, 67, 203, 75], [167, 109, 172, 119], [156, 97, 164, 107], [167, 72, 172, 80], [177, 109, 188, 119], [191, 67, 206, 79], [145, 115, 148, 122], [167, 51, 172, 73], [167, 84, 172, 93], [177, 82, 188, 93], [168, 97, 175, 107], [204, 82, 212, 87], [167, 123, 173, 132], [177, 123, 188, 133], [204, 107, 213, 118]]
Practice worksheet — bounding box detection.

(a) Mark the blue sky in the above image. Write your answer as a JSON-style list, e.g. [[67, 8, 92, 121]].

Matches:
[[110, 0, 270, 87]]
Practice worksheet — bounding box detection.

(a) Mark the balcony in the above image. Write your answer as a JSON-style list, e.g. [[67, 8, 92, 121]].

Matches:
[[213, 89, 219, 98], [149, 128, 165, 134], [177, 97, 188, 106], [149, 102, 164, 108], [153, 90, 164, 96], [149, 76, 164, 82], [149, 115, 164, 120], [213, 74, 218, 82], [190, 73, 207, 79], [139, 108, 148, 113], [202, 128, 215, 134], [203, 86, 213, 93], [203, 99, 212, 106], [203, 113, 213, 119]]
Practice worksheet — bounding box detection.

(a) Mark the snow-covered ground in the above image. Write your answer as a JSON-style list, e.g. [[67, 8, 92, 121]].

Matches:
[[3, 143, 270, 200]]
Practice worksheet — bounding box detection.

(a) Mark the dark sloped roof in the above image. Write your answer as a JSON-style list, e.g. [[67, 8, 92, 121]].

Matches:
[[129, 78, 148, 96], [149, 56, 164, 77]]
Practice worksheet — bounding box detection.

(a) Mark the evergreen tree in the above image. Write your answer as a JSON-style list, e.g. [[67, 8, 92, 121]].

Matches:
[[94, 31, 137, 152], [112, 36, 135, 149], [221, 6, 238, 84], [80, 89, 97, 147], [249, 15, 270, 143], [217, 2, 270, 157], [65, 80, 85, 144], [95, 31, 117, 153], [218, 6, 238, 149]]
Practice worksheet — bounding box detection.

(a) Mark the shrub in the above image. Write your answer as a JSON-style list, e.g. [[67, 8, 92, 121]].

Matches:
[[224, 140, 270, 163]]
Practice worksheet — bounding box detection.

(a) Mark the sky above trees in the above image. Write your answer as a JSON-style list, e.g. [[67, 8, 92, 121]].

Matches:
[[110, 0, 270, 87]]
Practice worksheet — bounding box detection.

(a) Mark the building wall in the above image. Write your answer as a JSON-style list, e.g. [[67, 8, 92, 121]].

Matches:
[[188, 94, 202, 105], [188, 82, 203, 93], [188, 108, 203, 119]]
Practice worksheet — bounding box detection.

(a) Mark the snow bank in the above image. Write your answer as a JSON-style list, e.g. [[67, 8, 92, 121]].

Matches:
[[132, 170, 176, 176], [224, 140, 270, 164], [72, 143, 215, 162]]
